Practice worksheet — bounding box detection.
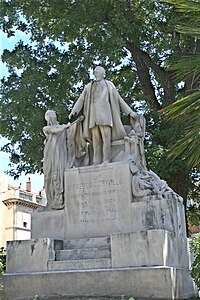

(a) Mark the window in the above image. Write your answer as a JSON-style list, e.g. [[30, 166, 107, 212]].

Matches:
[[19, 192, 32, 201], [23, 222, 27, 228], [36, 196, 42, 204]]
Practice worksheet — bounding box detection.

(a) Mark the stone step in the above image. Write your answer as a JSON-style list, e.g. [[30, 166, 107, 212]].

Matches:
[[63, 236, 110, 249], [4, 266, 197, 300], [48, 258, 111, 271], [56, 247, 111, 261]]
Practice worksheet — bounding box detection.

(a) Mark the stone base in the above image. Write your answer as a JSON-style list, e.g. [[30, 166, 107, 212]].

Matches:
[[32, 210, 65, 240], [111, 230, 190, 269], [6, 231, 190, 273], [4, 231, 197, 299], [2, 267, 198, 300], [6, 239, 63, 273], [5, 162, 197, 300], [32, 162, 186, 240]]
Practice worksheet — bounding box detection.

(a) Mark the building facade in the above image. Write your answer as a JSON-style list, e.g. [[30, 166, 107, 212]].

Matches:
[[0, 174, 46, 249]]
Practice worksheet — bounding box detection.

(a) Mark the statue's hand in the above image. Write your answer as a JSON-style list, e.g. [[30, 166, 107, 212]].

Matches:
[[129, 111, 137, 119], [69, 112, 74, 120], [69, 111, 78, 119], [65, 122, 71, 129]]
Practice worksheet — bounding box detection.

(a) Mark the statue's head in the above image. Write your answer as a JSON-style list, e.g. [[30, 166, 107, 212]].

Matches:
[[94, 66, 105, 81], [45, 110, 58, 125]]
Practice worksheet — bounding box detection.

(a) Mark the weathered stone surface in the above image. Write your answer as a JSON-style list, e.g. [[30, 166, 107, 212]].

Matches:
[[6, 238, 63, 273], [131, 197, 187, 237], [31, 162, 187, 241], [48, 258, 112, 271], [6, 160, 196, 299], [111, 230, 189, 268], [63, 236, 110, 249], [64, 162, 133, 239], [2, 267, 198, 300], [32, 162, 187, 240], [56, 247, 111, 261], [32, 209, 65, 239]]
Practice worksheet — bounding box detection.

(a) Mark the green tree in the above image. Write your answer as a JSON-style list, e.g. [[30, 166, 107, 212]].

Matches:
[[0, 0, 198, 209], [163, 0, 200, 168], [0, 247, 6, 275], [190, 233, 200, 290], [162, 0, 200, 229]]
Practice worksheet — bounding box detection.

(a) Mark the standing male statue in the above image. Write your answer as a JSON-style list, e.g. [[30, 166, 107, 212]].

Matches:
[[69, 66, 137, 165]]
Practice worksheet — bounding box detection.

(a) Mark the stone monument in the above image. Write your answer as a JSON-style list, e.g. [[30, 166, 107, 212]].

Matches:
[[2, 67, 198, 300]]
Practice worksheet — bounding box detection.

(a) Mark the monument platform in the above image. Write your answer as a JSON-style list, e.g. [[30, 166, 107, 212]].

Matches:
[[2, 162, 198, 299], [32, 162, 186, 240], [2, 266, 196, 300]]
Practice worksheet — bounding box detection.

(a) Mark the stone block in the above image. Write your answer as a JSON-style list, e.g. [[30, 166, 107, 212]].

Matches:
[[56, 247, 111, 260], [31, 162, 187, 240], [63, 236, 110, 249], [131, 197, 187, 237], [31, 209, 65, 240], [111, 230, 189, 268], [2, 267, 198, 299], [64, 162, 133, 238], [48, 258, 112, 271], [6, 238, 63, 273]]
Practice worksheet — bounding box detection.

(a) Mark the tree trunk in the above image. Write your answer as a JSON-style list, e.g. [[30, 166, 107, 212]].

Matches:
[[125, 41, 176, 108], [133, 55, 161, 110], [162, 74, 176, 107]]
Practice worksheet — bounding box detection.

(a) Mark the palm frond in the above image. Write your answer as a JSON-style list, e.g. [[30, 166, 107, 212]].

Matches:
[[162, 91, 200, 122], [165, 0, 200, 35], [162, 91, 200, 168], [165, 0, 200, 12], [163, 0, 200, 168], [176, 25, 200, 36], [170, 54, 200, 82], [168, 126, 200, 167]]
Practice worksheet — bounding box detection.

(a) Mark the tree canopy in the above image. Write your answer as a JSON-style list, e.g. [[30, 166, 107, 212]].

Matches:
[[0, 0, 199, 204], [162, 0, 200, 168]]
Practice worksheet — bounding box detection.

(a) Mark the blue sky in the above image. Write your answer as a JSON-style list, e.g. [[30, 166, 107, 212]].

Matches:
[[0, 136, 44, 193], [0, 29, 44, 193]]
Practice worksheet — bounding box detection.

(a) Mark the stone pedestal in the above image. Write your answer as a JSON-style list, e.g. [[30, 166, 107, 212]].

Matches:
[[32, 162, 186, 240], [2, 267, 197, 300], [65, 162, 133, 238], [2, 162, 198, 300]]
